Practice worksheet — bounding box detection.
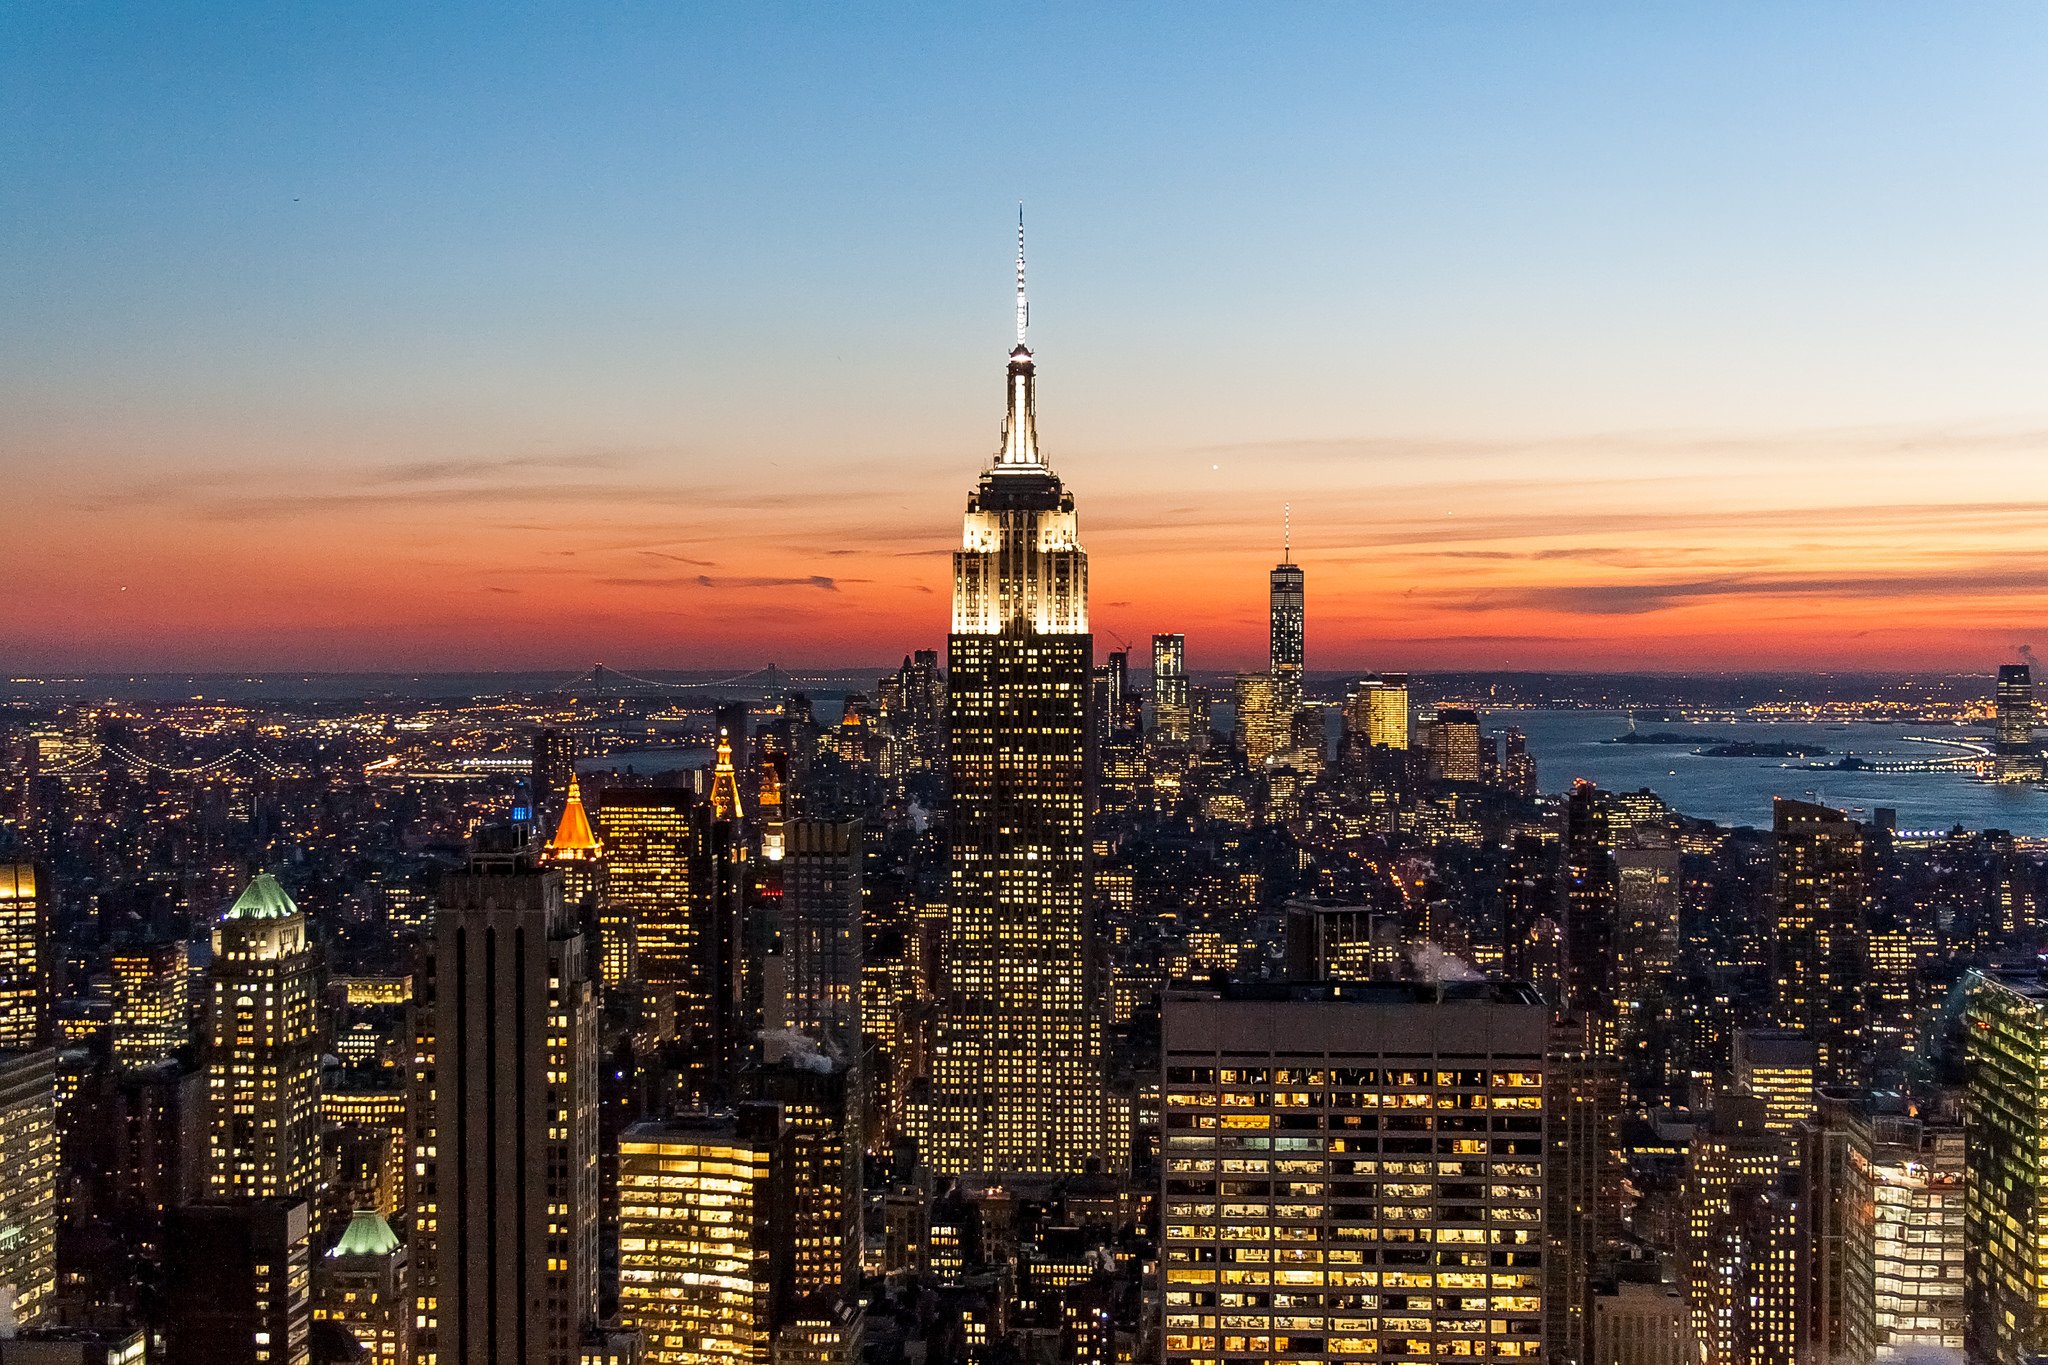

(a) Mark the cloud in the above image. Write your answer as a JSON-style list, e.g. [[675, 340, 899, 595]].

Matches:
[[1455, 565, 2048, 616], [596, 574, 846, 591]]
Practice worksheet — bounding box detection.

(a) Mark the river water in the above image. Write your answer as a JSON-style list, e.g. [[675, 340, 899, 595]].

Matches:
[[1498, 710, 2048, 835]]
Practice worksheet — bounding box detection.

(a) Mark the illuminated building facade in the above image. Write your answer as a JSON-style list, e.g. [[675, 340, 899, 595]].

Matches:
[[1160, 981, 1548, 1365], [0, 1048, 56, 1333], [1235, 672, 1285, 766], [618, 1109, 782, 1365], [599, 787, 745, 1077], [1995, 663, 2040, 782], [1426, 709, 1482, 783], [1840, 1108, 1963, 1361], [0, 865, 46, 1050], [110, 938, 189, 1071], [927, 225, 1106, 1176], [1340, 674, 1410, 755], [1613, 839, 1680, 1025], [1732, 1029, 1817, 1133], [1962, 968, 2048, 1365], [1152, 634, 1191, 742], [206, 873, 320, 1200], [755, 1053, 859, 1298], [416, 852, 599, 1365], [1269, 537, 1305, 722], [314, 1208, 412, 1365], [1771, 798, 1868, 1087], [1681, 1095, 1785, 1365]]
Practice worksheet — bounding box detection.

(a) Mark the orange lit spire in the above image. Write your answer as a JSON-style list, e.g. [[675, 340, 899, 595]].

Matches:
[[544, 774, 602, 860], [710, 728, 745, 821]]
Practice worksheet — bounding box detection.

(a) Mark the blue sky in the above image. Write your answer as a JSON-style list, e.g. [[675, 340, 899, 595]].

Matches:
[[6, 4, 2048, 669]]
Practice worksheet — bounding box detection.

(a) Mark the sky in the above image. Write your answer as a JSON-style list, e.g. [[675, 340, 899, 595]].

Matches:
[[7, 4, 2048, 674]]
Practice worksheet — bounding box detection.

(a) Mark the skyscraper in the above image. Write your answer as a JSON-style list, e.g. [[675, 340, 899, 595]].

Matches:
[[161, 1198, 312, 1365], [778, 818, 862, 1054], [618, 1108, 784, 1364], [110, 938, 189, 1071], [925, 220, 1105, 1176], [1771, 798, 1868, 1087], [206, 873, 319, 1200], [1963, 967, 2048, 1365], [0, 1048, 56, 1334], [542, 776, 620, 989], [1995, 663, 2040, 781], [0, 865, 46, 1051], [314, 1208, 412, 1365], [1151, 634, 1190, 742], [1160, 981, 1548, 1364], [414, 848, 599, 1365], [1269, 514, 1305, 720]]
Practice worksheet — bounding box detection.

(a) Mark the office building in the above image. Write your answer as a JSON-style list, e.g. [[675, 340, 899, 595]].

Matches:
[[414, 850, 599, 1365], [1838, 1106, 1964, 1361], [206, 873, 319, 1200], [925, 226, 1106, 1176], [1546, 1021, 1621, 1365], [314, 1208, 411, 1365], [618, 1108, 783, 1365], [1427, 708, 1482, 783], [0, 1049, 56, 1334], [1160, 980, 1548, 1364], [532, 728, 595, 829], [161, 1198, 312, 1365], [1281, 901, 1401, 982], [1732, 1029, 1817, 1133], [110, 939, 188, 1071], [1152, 634, 1191, 742], [1563, 784, 1620, 1051], [1963, 968, 2048, 1365], [1995, 663, 2041, 782], [772, 1296, 863, 1365], [1613, 839, 1681, 1028], [0, 866, 45, 1050], [755, 1052, 859, 1298], [1681, 1095, 1785, 1365], [1771, 798, 1868, 1087], [1234, 672, 1286, 766], [1344, 674, 1410, 752], [599, 787, 744, 1078]]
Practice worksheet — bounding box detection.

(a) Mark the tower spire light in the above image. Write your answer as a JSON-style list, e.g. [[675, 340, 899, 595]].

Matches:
[[1015, 203, 1029, 349]]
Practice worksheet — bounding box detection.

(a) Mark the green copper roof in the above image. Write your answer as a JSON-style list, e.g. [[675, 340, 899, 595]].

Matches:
[[330, 1209, 401, 1259], [225, 871, 298, 921]]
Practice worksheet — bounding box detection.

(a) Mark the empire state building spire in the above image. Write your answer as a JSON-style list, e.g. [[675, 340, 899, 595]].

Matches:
[[998, 206, 1041, 467]]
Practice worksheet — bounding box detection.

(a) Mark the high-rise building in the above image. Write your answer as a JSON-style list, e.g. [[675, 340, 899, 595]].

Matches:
[[314, 1208, 412, 1365], [1151, 634, 1191, 742], [206, 873, 320, 1200], [1234, 672, 1286, 766], [599, 787, 744, 1078], [1963, 968, 2048, 1365], [1546, 1020, 1621, 1365], [1344, 674, 1410, 752], [618, 1108, 784, 1365], [1681, 1095, 1786, 1365], [1563, 783, 1620, 1051], [414, 849, 599, 1365], [878, 650, 945, 776], [926, 224, 1105, 1176], [110, 938, 189, 1071], [162, 1198, 312, 1365], [1613, 838, 1680, 1028], [542, 776, 620, 989], [1427, 708, 1483, 783], [1281, 900, 1402, 982], [0, 1048, 56, 1334], [1160, 980, 1548, 1365], [779, 819, 862, 1054], [0, 865, 46, 1050], [710, 729, 746, 821], [1771, 798, 1868, 1087], [755, 1052, 859, 1299], [1995, 663, 2041, 782], [1732, 1029, 1818, 1133], [1838, 1105, 1964, 1361], [1269, 530, 1305, 721], [758, 756, 787, 863]]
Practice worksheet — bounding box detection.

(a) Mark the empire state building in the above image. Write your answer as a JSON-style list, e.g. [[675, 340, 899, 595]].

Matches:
[[922, 220, 1107, 1175]]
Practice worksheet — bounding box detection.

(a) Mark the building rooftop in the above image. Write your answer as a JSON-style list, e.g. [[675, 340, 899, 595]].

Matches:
[[329, 1208, 401, 1259], [1168, 978, 1543, 1008], [225, 871, 297, 921]]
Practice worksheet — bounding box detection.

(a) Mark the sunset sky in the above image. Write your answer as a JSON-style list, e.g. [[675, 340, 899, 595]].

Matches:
[[8, 5, 2048, 673]]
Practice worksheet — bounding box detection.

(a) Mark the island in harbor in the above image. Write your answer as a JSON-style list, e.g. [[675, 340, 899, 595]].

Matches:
[[1606, 730, 1720, 746], [1695, 741, 1832, 759]]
